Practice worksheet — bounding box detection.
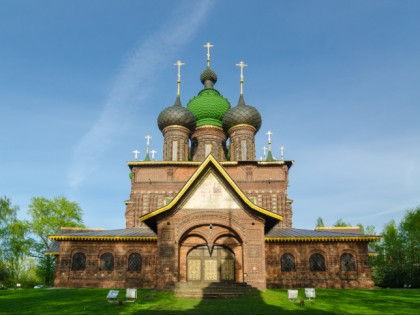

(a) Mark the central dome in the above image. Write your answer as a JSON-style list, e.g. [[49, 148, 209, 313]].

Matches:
[[187, 67, 231, 128], [187, 88, 231, 128]]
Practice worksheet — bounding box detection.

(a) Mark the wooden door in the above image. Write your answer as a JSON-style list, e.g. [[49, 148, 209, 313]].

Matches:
[[187, 245, 235, 282]]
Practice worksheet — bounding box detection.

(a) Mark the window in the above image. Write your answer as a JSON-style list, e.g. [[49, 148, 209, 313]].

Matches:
[[128, 253, 142, 272], [281, 253, 295, 272], [100, 253, 114, 271], [310, 253, 326, 271], [71, 252, 86, 271], [172, 140, 178, 161], [340, 253, 356, 271], [241, 140, 247, 161]]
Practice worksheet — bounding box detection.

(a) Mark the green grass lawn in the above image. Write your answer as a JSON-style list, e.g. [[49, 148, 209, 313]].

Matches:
[[0, 288, 419, 315]]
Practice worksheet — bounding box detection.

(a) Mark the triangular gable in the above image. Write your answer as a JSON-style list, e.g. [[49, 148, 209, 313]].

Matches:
[[182, 171, 241, 210], [140, 154, 282, 225]]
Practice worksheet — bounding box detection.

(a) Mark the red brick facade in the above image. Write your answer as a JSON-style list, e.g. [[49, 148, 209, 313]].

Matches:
[[51, 156, 376, 290], [50, 54, 378, 290]]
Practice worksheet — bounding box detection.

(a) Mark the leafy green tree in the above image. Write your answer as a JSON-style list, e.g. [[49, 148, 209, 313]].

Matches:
[[27, 196, 84, 285], [316, 217, 325, 227], [334, 218, 351, 227], [0, 197, 33, 287], [371, 206, 420, 288], [399, 208, 420, 287]]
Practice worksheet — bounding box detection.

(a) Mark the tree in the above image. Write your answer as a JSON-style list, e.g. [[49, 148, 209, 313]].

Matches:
[[27, 196, 84, 285], [0, 197, 33, 287], [316, 217, 325, 227], [334, 218, 351, 227], [398, 207, 420, 287], [371, 206, 420, 288]]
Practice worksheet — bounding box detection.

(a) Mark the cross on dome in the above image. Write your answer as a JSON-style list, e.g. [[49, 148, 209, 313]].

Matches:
[[174, 60, 185, 96], [236, 60, 248, 95], [204, 42, 213, 68]]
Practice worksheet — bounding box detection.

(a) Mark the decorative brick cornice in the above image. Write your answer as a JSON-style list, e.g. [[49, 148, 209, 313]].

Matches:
[[162, 125, 190, 135], [227, 124, 256, 135]]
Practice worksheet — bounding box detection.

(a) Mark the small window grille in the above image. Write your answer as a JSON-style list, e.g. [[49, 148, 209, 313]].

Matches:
[[281, 253, 296, 272], [71, 252, 86, 271], [340, 253, 356, 271], [128, 253, 142, 272], [100, 253, 114, 271], [310, 253, 326, 271]]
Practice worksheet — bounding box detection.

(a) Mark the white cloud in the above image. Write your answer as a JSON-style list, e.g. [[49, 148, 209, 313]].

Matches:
[[68, 0, 213, 189]]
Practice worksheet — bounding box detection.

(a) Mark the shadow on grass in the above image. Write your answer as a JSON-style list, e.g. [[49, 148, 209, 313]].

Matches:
[[2, 286, 419, 314], [131, 283, 332, 315]]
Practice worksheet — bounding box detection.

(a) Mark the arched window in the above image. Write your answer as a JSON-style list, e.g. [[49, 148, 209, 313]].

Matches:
[[128, 253, 142, 272], [340, 253, 356, 271], [281, 253, 296, 272], [71, 252, 86, 271], [100, 253, 114, 271], [310, 253, 326, 271]]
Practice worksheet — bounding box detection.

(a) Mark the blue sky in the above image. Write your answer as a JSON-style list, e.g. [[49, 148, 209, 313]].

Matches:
[[1, 0, 419, 232]]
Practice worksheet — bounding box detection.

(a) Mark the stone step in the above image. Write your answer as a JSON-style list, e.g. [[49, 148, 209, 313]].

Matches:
[[174, 282, 259, 298]]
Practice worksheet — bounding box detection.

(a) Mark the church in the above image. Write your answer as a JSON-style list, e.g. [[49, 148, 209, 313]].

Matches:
[[47, 43, 379, 290]]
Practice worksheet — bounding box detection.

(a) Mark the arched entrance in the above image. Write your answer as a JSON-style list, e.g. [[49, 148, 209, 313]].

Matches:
[[187, 245, 235, 282]]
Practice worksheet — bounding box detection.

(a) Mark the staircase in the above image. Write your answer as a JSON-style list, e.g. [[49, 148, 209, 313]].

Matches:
[[174, 282, 259, 299]]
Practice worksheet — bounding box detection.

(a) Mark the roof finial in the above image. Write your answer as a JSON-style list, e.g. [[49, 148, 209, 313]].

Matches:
[[280, 146, 285, 161], [132, 149, 140, 160], [174, 60, 185, 97], [150, 149, 157, 161], [236, 61, 248, 96], [204, 42, 213, 68], [144, 135, 152, 161], [266, 131, 275, 161], [266, 130, 273, 144], [262, 146, 267, 160]]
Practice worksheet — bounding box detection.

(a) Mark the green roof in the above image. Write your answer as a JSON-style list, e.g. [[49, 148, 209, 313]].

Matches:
[[187, 88, 231, 127]]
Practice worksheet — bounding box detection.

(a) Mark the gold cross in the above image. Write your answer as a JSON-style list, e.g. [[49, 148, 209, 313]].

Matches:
[[174, 60, 185, 96], [204, 42, 213, 67], [236, 61, 248, 95]]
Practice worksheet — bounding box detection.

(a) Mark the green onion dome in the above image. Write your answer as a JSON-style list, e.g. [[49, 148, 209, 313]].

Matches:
[[222, 95, 262, 132], [187, 89, 231, 128], [187, 67, 231, 128], [157, 96, 196, 132]]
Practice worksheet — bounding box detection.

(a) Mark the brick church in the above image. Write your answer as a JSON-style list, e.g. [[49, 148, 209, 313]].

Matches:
[[48, 44, 379, 290]]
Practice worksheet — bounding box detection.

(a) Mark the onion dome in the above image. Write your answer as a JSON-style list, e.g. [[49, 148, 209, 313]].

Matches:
[[157, 96, 196, 132], [222, 95, 262, 132], [200, 68, 217, 87], [187, 67, 231, 128]]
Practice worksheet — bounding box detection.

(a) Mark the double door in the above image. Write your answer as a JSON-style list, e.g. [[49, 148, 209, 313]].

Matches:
[[187, 245, 235, 282]]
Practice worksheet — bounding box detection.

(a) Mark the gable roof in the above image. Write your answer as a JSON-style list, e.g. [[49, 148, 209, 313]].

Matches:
[[140, 154, 282, 230]]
